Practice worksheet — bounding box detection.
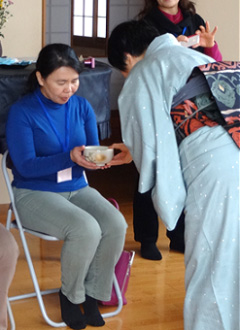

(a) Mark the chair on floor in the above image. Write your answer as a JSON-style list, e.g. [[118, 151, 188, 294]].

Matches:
[[2, 150, 123, 328]]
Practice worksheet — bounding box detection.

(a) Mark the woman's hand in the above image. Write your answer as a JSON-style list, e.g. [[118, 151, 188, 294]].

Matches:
[[70, 146, 110, 170], [108, 143, 132, 166], [193, 21, 218, 48]]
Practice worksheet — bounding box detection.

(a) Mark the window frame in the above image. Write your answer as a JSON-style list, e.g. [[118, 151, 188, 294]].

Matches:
[[71, 0, 109, 57]]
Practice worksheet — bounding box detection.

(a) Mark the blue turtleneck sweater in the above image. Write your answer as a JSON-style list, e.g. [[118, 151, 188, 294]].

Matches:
[[6, 88, 99, 192]]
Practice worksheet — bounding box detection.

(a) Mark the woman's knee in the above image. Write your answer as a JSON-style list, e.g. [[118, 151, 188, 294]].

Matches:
[[117, 212, 128, 233], [66, 216, 102, 244], [107, 211, 128, 237]]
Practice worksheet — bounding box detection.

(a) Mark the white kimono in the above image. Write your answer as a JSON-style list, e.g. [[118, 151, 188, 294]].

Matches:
[[118, 33, 214, 231], [118, 34, 239, 330]]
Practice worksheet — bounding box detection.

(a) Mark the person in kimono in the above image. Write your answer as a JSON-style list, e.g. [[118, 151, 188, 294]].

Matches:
[[134, 0, 223, 257], [107, 20, 239, 330]]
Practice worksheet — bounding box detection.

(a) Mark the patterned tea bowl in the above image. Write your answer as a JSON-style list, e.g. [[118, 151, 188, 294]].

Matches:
[[83, 146, 114, 166]]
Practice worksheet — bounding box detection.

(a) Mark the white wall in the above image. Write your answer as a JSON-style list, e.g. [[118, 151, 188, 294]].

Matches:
[[1, 0, 42, 57], [0, 0, 42, 204], [195, 0, 240, 61]]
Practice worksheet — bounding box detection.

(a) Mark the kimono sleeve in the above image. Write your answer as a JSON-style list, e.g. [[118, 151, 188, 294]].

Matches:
[[118, 64, 186, 230]]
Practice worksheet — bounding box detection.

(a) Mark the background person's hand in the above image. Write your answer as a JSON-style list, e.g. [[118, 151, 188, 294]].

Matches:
[[193, 21, 218, 48]]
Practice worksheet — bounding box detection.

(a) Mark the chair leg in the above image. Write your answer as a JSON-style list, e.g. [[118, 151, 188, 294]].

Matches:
[[101, 274, 123, 318], [13, 222, 66, 327], [6, 207, 13, 231], [7, 298, 15, 330]]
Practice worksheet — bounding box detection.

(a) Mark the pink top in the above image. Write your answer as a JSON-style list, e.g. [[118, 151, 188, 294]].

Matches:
[[160, 8, 222, 61], [160, 8, 183, 24]]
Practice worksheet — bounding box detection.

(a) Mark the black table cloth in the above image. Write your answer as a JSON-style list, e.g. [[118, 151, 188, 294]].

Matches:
[[0, 61, 112, 153]]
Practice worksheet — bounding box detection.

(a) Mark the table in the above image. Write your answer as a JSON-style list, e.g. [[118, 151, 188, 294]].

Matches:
[[0, 61, 112, 154]]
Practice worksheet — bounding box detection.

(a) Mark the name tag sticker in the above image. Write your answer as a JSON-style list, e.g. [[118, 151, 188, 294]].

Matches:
[[57, 168, 72, 183]]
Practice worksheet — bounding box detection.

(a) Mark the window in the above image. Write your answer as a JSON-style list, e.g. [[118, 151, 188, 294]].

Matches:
[[71, 0, 109, 57]]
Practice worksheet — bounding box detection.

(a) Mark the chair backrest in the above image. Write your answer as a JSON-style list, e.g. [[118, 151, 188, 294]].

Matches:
[[1, 150, 59, 240]]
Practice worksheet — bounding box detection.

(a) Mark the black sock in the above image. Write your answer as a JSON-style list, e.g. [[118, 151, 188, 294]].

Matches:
[[141, 242, 162, 260], [83, 295, 105, 327], [59, 290, 86, 330]]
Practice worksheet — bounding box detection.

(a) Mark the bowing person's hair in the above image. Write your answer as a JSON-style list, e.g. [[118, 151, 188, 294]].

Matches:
[[28, 43, 83, 92], [107, 20, 160, 72]]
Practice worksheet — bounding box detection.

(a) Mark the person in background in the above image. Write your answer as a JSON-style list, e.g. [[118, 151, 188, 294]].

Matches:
[[0, 224, 19, 330], [6, 43, 127, 330], [132, 0, 222, 259], [107, 20, 239, 330], [138, 0, 222, 60]]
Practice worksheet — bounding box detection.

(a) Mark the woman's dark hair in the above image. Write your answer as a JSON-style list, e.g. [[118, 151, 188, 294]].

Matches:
[[137, 0, 196, 20], [108, 20, 160, 72], [28, 43, 83, 92]]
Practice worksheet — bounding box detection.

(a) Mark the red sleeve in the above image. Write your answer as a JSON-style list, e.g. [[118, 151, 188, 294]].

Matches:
[[204, 42, 222, 61]]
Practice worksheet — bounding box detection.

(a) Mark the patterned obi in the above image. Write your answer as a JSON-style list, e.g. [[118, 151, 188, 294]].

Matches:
[[171, 61, 240, 148]]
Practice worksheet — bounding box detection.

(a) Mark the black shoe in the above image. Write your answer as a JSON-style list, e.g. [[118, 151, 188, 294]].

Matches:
[[141, 242, 162, 260]]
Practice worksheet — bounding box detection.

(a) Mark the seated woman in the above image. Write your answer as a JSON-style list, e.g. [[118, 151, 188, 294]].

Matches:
[[6, 43, 127, 330]]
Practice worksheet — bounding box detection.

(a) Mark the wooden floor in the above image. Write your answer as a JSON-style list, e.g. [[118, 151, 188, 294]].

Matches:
[[0, 114, 185, 329]]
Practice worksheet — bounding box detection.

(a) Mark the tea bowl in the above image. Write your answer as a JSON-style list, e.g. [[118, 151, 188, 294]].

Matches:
[[83, 146, 114, 166]]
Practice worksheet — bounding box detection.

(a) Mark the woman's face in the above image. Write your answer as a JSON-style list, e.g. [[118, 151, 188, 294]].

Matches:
[[157, 0, 180, 14], [36, 66, 80, 104]]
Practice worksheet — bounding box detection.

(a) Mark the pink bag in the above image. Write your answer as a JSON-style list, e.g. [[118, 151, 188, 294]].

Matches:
[[100, 250, 135, 306]]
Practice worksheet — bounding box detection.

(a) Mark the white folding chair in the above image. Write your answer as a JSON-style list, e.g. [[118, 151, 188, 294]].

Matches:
[[2, 150, 123, 328], [7, 298, 15, 330]]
